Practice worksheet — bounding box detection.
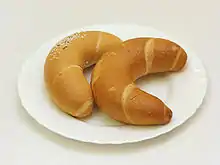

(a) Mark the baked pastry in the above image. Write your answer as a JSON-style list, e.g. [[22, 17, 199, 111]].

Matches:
[[44, 31, 122, 118], [91, 38, 187, 125]]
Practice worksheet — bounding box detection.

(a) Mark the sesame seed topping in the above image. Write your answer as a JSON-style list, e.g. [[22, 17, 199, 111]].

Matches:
[[48, 32, 87, 60]]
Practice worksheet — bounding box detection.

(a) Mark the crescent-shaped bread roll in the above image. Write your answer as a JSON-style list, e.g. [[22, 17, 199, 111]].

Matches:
[[91, 38, 187, 125], [44, 31, 122, 118]]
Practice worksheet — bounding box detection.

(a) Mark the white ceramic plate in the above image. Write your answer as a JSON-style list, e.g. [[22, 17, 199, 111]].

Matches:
[[17, 24, 207, 144]]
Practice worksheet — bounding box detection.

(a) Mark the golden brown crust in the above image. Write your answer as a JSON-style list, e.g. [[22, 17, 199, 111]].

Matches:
[[91, 37, 187, 125], [44, 31, 122, 118]]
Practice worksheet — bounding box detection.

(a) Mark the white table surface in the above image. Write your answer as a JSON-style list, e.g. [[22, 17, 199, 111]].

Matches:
[[0, 0, 219, 164]]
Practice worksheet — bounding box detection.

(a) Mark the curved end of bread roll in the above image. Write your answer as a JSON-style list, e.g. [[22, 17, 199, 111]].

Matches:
[[45, 65, 94, 118], [72, 99, 94, 118], [163, 105, 173, 124], [172, 48, 188, 71], [122, 87, 173, 125], [50, 95, 94, 118]]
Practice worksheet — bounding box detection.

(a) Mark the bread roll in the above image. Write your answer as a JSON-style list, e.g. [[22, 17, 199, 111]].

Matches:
[[44, 31, 122, 118], [91, 38, 187, 125]]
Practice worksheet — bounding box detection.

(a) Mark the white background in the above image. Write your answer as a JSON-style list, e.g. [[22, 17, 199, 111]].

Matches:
[[0, 0, 219, 164]]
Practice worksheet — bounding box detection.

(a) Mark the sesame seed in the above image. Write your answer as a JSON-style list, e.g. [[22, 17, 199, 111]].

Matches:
[[63, 46, 68, 50]]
